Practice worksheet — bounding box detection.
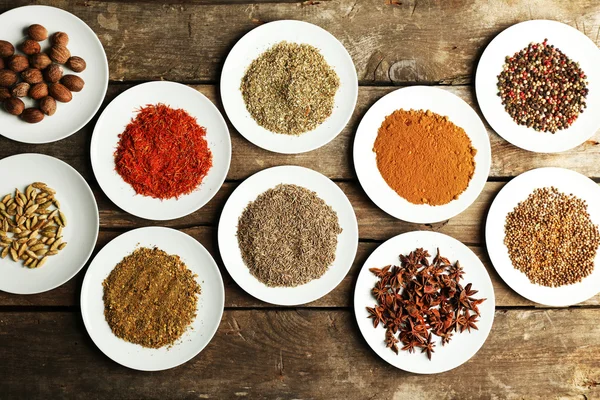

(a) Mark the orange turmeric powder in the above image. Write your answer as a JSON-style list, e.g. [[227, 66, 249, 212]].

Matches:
[[373, 109, 476, 206]]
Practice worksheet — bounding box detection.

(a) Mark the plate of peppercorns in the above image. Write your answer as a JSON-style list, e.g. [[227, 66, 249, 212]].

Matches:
[[354, 231, 495, 374], [0, 5, 108, 143], [476, 20, 600, 153]]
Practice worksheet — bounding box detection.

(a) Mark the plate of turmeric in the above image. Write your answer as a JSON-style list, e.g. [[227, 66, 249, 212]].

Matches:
[[353, 86, 491, 224]]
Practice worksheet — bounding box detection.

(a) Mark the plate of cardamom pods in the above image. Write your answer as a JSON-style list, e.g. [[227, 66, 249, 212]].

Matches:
[[0, 5, 108, 143], [0, 153, 99, 294]]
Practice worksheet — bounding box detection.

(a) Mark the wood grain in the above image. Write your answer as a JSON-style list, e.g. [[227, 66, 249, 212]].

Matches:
[[1, 0, 599, 84], [0, 309, 599, 398], [0, 85, 598, 181], [1, 227, 598, 308]]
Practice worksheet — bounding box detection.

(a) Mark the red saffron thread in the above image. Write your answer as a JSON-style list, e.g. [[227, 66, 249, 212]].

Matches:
[[114, 103, 213, 200]]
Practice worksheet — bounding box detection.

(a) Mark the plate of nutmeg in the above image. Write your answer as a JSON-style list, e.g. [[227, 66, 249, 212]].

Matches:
[[0, 5, 108, 144]]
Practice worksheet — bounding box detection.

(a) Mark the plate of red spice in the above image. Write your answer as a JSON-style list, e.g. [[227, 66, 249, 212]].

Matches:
[[90, 81, 231, 220], [354, 231, 495, 374], [476, 20, 600, 153]]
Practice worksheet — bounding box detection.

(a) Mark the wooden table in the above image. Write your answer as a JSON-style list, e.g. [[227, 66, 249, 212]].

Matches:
[[1, 1, 600, 398]]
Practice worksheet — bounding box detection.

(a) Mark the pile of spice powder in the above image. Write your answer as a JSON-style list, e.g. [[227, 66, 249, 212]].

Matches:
[[114, 104, 213, 200], [373, 109, 477, 206], [497, 39, 588, 133], [102, 247, 201, 349], [504, 187, 600, 287], [367, 248, 485, 359], [240, 41, 340, 135], [237, 184, 342, 287]]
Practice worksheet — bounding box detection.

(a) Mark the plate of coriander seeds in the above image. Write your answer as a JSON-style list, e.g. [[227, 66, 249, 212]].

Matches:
[[0, 5, 108, 143], [0, 153, 99, 294], [218, 165, 359, 305], [476, 20, 600, 153], [220, 20, 358, 154], [486, 167, 600, 306]]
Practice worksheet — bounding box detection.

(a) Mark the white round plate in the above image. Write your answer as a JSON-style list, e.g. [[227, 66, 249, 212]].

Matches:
[[81, 226, 225, 371], [476, 20, 600, 153], [218, 165, 358, 305], [354, 86, 491, 224], [0, 5, 109, 144], [91, 81, 231, 221], [486, 167, 600, 306], [220, 20, 358, 154], [354, 231, 495, 374], [0, 153, 99, 294]]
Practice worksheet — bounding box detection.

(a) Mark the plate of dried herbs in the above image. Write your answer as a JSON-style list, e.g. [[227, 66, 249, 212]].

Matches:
[[220, 20, 358, 154], [476, 20, 600, 153], [218, 165, 358, 305], [0, 153, 99, 294], [486, 167, 600, 306], [80, 226, 225, 371], [353, 86, 491, 224], [354, 231, 495, 374], [90, 81, 231, 221]]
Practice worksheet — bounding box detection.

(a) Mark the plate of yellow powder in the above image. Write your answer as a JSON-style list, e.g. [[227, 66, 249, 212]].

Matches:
[[353, 86, 491, 224]]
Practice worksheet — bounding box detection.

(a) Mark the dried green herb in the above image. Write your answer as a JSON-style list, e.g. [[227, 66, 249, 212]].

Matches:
[[237, 184, 342, 287], [103, 247, 201, 349], [240, 41, 340, 135]]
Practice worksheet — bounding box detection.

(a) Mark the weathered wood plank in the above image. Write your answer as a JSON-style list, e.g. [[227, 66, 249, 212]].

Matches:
[[1, 85, 598, 181], [1, 0, 599, 84], [0, 309, 598, 398], [1, 227, 598, 307]]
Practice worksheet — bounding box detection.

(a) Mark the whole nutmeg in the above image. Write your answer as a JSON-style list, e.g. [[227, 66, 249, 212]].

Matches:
[[4, 97, 25, 116], [20, 39, 41, 55], [0, 58, 4, 69], [49, 83, 72, 103], [0, 40, 15, 58], [43, 64, 63, 83], [30, 53, 52, 70], [66, 56, 86, 73], [0, 87, 11, 101], [49, 45, 71, 64], [61, 74, 85, 92], [21, 68, 44, 84], [29, 82, 49, 100], [51, 32, 69, 47], [8, 54, 29, 73], [11, 82, 30, 98], [21, 108, 44, 123], [0, 69, 18, 87], [28, 24, 48, 41], [39, 96, 57, 116]]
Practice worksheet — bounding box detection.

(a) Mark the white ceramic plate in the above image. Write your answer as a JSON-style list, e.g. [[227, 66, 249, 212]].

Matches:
[[354, 86, 491, 224], [81, 226, 225, 371], [476, 20, 600, 153], [218, 165, 358, 305], [0, 153, 99, 294], [91, 81, 231, 220], [486, 167, 600, 306], [220, 20, 358, 154], [0, 5, 109, 144], [354, 231, 495, 374]]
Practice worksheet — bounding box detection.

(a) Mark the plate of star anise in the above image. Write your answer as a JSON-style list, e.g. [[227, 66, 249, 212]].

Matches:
[[354, 231, 495, 374]]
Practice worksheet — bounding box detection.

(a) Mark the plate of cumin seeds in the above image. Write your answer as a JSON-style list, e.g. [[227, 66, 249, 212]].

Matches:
[[486, 167, 600, 306], [218, 165, 358, 305], [81, 226, 224, 371], [220, 20, 358, 154]]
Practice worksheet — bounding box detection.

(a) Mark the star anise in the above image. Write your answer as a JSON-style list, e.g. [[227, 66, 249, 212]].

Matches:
[[420, 333, 436, 360]]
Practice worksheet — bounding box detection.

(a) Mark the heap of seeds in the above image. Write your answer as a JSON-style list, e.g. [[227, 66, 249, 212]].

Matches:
[[497, 39, 588, 133], [504, 187, 600, 287], [237, 184, 342, 287], [0, 182, 67, 268], [103, 247, 201, 349], [240, 41, 340, 135], [367, 248, 486, 359]]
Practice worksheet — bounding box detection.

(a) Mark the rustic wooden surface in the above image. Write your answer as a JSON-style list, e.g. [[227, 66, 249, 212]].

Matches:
[[1, 0, 600, 399]]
